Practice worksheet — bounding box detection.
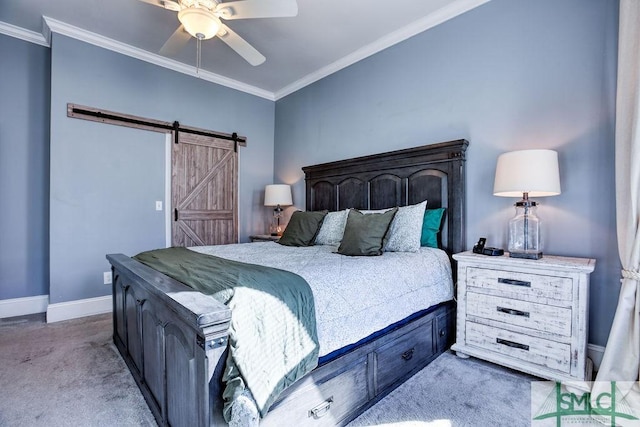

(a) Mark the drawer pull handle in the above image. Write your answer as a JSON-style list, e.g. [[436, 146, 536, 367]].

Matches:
[[497, 306, 530, 318], [498, 278, 531, 287], [308, 397, 333, 419], [496, 338, 529, 351], [401, 348, 415, 361]]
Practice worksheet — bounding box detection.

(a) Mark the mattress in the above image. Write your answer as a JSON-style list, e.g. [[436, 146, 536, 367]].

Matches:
[[190, 242, 453, 359]]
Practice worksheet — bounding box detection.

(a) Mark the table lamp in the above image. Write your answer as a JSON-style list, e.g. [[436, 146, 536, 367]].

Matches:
[[264, 184, 293, 236], [493, 149, 561, 259]]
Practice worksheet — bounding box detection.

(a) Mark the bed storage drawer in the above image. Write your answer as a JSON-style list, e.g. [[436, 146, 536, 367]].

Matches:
[[263, 356, 369, 427], [375, 320, 435, 393]]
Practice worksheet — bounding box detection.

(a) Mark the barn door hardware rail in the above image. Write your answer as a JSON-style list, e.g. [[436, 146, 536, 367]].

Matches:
[[67, 103, 247, 147]]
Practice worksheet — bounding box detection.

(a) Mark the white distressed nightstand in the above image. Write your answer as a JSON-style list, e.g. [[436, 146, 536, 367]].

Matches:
[[451, 251, 596, 383], [249, 234, 280, 242]]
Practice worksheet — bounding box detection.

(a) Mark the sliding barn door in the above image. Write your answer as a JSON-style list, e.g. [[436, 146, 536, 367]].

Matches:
[[172, 133, 238, 246]]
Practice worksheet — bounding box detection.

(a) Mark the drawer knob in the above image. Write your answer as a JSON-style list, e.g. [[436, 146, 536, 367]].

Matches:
[[496, 338, 529, 351], [308, 397, 333, 419], [401, 348, 415, 361], [496, 306, 530, 318], [439, 329, 446, 337], [498, 278, 531, 287]]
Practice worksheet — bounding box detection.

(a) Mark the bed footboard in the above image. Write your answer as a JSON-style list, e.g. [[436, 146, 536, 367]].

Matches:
[[107, 254, 231, 427]]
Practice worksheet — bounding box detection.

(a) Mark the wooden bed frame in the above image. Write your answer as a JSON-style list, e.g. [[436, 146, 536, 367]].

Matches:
[[107, 139, 468, 427]]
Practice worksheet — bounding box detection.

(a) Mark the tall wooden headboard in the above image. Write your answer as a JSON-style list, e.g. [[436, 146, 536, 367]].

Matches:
[[302, 139, 468, 256]]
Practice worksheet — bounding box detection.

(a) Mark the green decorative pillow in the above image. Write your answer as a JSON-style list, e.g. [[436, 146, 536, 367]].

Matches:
[[421, 208, 446, 248], [338, 208, 398, 256], [278, 210, 328, 247]]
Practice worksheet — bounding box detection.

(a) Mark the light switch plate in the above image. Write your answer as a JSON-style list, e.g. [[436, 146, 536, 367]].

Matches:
[[103, 271, 112, 285], [156, 201, 162, 211]]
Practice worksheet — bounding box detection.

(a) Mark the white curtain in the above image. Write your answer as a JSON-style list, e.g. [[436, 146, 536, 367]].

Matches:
[[592, 0, 640, 411]]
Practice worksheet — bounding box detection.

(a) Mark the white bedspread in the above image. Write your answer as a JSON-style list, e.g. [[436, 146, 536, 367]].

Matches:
[[190, 243, 453, 358]]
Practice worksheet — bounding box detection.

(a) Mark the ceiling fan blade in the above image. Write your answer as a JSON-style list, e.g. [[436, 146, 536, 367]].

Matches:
[[159, 26, 191, 56], [215, 0, 298, 20], [138, 0, 181, 11], [217, 24, 265, 66]]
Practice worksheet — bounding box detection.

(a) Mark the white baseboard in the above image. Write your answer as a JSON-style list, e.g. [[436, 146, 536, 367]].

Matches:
[[588, 343, 606, 372], [46, 295, 112, 323], [0, 295, 49, 319]]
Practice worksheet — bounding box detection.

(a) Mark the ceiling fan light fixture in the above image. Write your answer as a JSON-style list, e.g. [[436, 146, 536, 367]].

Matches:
[[178, 7, 221, 40]]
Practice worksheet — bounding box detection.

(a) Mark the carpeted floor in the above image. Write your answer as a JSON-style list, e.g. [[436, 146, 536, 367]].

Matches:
[[349, 351, 534, 427], [0, 313, 535, 426], [0, 313, 155, 427]]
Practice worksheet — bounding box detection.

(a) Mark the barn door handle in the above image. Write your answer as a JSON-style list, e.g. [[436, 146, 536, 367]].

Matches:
[[308, 397, 333, 419], [401, 348, 415, 361]]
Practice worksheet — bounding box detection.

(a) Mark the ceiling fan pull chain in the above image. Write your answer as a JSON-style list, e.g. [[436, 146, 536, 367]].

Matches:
[[196, 36, 202, 75]]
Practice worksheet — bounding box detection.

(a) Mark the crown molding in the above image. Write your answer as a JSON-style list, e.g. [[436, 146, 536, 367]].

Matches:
[[4, 0, 489, 102], [42, 16, 274, 100], [274, 0, 491, 100], [0, 20, 48, 46]]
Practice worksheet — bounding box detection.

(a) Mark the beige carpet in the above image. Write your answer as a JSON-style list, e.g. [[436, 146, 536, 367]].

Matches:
[[0, 313, 534, 426], [349, 352, 533, 426], [0, 313, 155, 426]]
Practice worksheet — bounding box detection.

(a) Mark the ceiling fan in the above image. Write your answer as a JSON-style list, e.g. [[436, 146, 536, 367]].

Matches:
[[140, 0, 298, 66]]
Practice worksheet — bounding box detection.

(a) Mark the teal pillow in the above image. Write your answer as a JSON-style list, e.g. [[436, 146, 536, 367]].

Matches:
[[278, 210, 328, 247], [421, 208, 446, 248], [338, 208, 398, 256]]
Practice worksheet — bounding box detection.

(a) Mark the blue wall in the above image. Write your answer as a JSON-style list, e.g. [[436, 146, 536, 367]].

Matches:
[[1, 32, 275, 305], [274, 0, 619, 346], [0, 34, 50, 300], [48, 34, 275, 304]]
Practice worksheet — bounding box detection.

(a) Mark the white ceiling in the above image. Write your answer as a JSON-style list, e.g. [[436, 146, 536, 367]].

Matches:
[[0, 0, 490, 100]]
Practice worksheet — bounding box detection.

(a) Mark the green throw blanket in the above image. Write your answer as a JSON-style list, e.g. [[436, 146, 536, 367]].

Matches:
[[134, 247, 319, 420]]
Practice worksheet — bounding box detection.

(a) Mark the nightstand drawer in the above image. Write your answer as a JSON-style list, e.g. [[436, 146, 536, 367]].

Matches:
[[467, 267, 573, 302], [466, 322, 571, 373], [466, 292, 572, 336]]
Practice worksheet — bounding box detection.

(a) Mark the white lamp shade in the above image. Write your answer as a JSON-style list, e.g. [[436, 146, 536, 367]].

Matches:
[[493, 149, 561, 197], [264, 184, 293, 206]]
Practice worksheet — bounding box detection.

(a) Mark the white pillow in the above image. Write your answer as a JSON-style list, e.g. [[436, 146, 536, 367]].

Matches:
[[314, 209, 349, 245], [384, 200, 428, 252]]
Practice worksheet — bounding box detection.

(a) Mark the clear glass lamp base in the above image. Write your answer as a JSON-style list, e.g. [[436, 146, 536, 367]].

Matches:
[[508, 200, 543, 260]]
